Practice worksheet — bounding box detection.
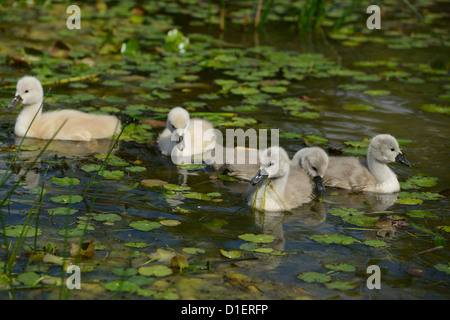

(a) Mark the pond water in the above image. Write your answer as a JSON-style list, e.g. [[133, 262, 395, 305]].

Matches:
[[0, 1, 448, 300]]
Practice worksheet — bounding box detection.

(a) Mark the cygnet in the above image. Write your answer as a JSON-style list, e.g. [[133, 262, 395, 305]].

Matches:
[[323, 134, 410, 193], [8, 76, 122, 141]]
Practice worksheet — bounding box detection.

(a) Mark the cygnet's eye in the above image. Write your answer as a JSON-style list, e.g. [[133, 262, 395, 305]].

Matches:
[[390, 148, 395, 152], [312, 166, 317, 172], [24, 90, 29, 93], [269, 161, 275, 166]]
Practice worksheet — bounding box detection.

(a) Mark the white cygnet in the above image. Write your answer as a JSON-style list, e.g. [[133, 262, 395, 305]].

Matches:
[[323, 134, 410, 193], [246, 147, 321, 212], [157, 107, 216, 160], [8, 76, 122, 141]]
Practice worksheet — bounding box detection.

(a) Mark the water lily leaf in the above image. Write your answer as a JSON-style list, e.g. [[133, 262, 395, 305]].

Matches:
[[400, 175, 438, 189], [291, 111, 320, 119], [111, 268, 138, 277], [421, 104, 450, 115], [183, 192, 212, 201], [182, 247, 205, 255], [343, 104, 374, 111], [98, 170, 125, 180], [324, 263, 356, 272], [80, 164, 103, 172], [409, 222, 435, 235], [104, 280, 139, 292], [141, 179, 168, 188], [395, 198, 423, 205], [437, 226, 450, 233], [1, 225, 42, 238], [238, 233, 275, 243], [220, 249, 242, 259], [50, 194, 83, 204], [163, 184, 191, 192], [124, 242, 148, 248], [51, 177, 80, 187], [17, 272, 41, 286], [363, 89, 390, 96], [261, 86, 287, 94], [48, 207, 78, 216], [177, 164, 205, 170], [310, 234, 359, 245], [305, 135, 328, 144], [364, 240, 387, 247], [434, 263, 450, 275], [19, 145, 39, 151], [94, 154, 128, 167], [93, 213, 123, 223], [138, 265, 172, 277], [329, 207, 363, 217], [343, 215, 379, 227], [230, 86, 259, 96], [160, 219, 181, 226], [130, 220, 162, 232], [337, 84, 368, 91], [325, 281, 356, 290], [406, 210, 438, 219], [297, 272, 331, 283], [125, 166, 147, 173]]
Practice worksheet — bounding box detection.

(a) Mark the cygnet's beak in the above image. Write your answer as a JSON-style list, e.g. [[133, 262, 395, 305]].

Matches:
[[395, 152, 410, 167], [313, 175, 326, 194], [8, 95, 22, 108], [176, 134, 185, 151], [250, 168, 268, 186]]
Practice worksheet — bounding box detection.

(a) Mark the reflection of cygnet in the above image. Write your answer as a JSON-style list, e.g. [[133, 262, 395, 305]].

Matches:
[[246, 147, 324, 212], [157, 107, 216, 163], [8, 76, 122, 141], [324, 134, 410, 193]]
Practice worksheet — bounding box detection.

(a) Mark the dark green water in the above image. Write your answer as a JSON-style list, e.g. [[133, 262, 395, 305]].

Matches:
[[0, 1, 448, 300]]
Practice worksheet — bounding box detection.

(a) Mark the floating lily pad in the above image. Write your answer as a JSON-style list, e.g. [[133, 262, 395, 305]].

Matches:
[[238, 233, 275, 243], [325, 281, 356, 290], [80, 164, 102, 173], [310, 234, 359, 245], [124, 242, 148, 248], [104, 280, 139, 292], [50, 194, 83, 204], [230, 86, 259, 96], [182, 247, 205, 255], [17, 272, 41, 285], [138, 265, 172, 277], [324, 263, 356, 272], [434, 263, 450, 275], [130, 220, 162, 232], [111, 268, 138, 277], [343, 104, 375, 111], [125, 166, 147, 173], [51, 177, 80, 187], [163, 184, 191, 192], [160, 219, 181, 226], [1, 225, 42, 238], [364, 240, 387, 247], [363, 89, 390, 96], [395, 198, 423, 205], [260, 86, 287, 94], [98, 170, 125, 180], [421, 104, 450, 115], [291, 111, 320, 119], [297, 272, 331, 283], [220, 249, 242, 259], [183, 192, 212, 201], [48, 207, 78, 216], [93, 213, 122, 223], [405, 210, 438, 219]]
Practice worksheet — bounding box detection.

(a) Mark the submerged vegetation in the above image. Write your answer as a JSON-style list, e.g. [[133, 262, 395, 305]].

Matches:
[[0, 0, 448, 300]]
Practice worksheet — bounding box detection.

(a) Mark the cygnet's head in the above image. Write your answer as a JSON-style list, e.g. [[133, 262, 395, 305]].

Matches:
[[251, 147, 290, 186], [167, 107, 190, 151], [8, 76, 43, 108], [368, 134, 410, 167], [292, 147, 328, 193]]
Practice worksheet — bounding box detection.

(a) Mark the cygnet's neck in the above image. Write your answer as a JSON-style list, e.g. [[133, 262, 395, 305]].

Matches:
[[367, 154, 399, 192], [266, 167, 290, 198], [16, 101, 43, 136]]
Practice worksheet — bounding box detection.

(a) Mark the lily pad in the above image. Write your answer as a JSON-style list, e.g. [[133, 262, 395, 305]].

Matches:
[[182, 248, 205, 255], [129, 220, 162, 232], [17, 272, 41, 286], [238, 233, 275, 243], [325, 281, 356, 290], [93, 213, 123, 223], [297, 272, 331, 283], [104, 280, 139, 292], [220, 249, 242, 259], [363, 89, 390, 96], [48, 207, 78, 216], [421, 104, 450, 115], [343, 104, 374, 111], [434, 263, 450, 275], [363, 240, 387, 247], [406, 210, 438, 219], [138, 265, 172, 277], [98, 170, 125, 180], [51, 177, 80, 187], [310, 234, 359, 245], [1, 225, 42, 238], [50, 194, 83, 204], [395, 198, 423, 205], [324, 263, 356, 272], [260, 86, 287, 94]]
